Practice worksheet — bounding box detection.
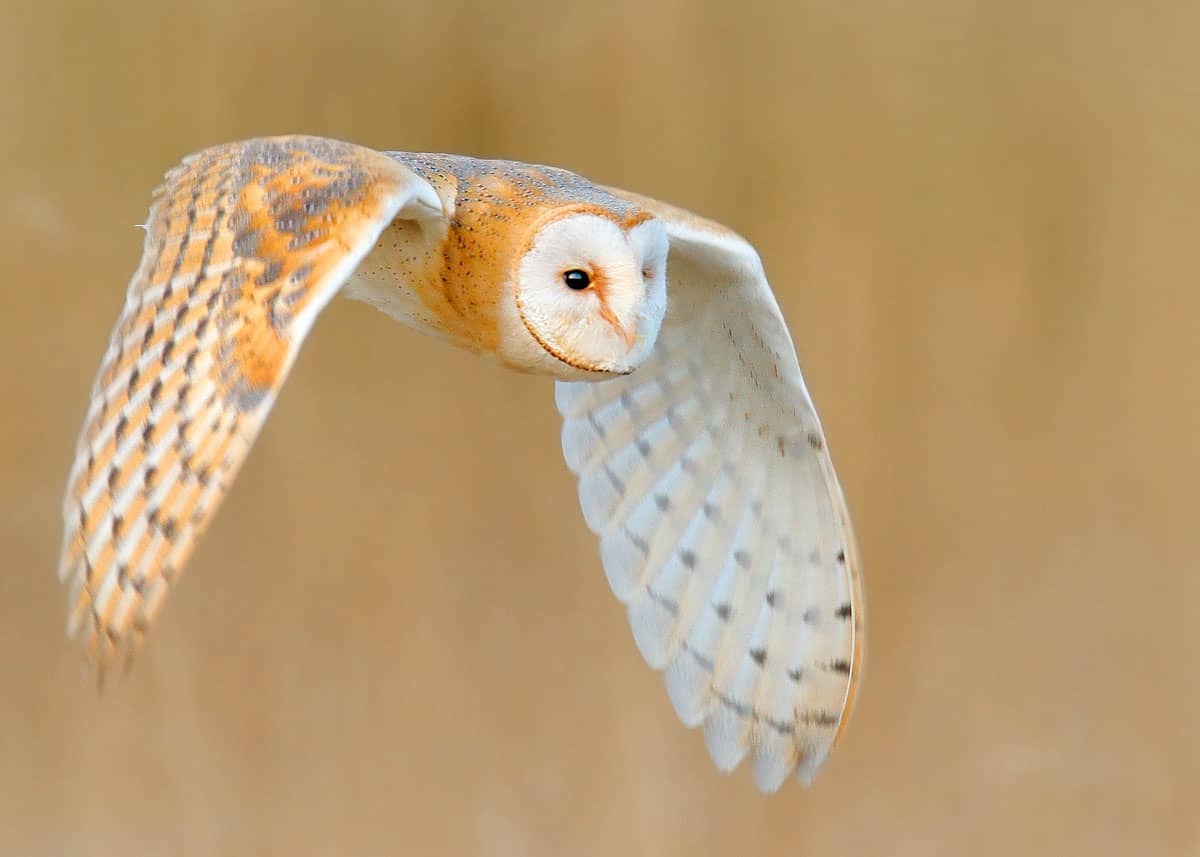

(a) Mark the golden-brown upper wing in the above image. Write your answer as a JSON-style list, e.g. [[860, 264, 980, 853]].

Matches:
[[58, 136, 443, 669], [555, 189, 863, 791]]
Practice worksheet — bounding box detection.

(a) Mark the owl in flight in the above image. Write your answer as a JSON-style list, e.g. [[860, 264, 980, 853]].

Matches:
[[57, 136, 863, 792]]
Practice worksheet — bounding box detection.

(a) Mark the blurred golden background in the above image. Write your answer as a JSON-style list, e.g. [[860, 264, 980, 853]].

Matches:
[[1, 1, 1196, 854]]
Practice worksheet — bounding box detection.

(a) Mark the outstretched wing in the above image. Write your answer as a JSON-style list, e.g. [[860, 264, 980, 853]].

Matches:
[[58, 136, 443, 669], [555, 192, 864, 792]]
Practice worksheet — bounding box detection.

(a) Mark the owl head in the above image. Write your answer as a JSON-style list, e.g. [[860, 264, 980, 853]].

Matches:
[[505, 208, 668, 378]]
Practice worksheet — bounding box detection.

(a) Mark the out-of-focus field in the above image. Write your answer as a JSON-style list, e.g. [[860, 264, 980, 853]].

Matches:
[[0, 2, 1196, 855]]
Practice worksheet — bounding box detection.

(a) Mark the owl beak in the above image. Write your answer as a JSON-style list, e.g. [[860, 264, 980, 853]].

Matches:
[[598, 301, 637, 351]]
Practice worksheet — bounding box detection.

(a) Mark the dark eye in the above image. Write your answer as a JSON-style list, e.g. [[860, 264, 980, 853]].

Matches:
[[562, 269, 591, 290]]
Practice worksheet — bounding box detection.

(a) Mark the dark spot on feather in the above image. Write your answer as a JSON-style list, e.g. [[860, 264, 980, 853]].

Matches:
[[289, 262, 312, 284], [232, 228, 260, 257], [625, 528, 649, 556], [685, 643, 714, 671], [714, 603, 731, 621], [787, 668, 803, 683], [765, 590, 780, 607], [799, 710, 840, 728], [227, 208, 251, 234], [750, 648, 767, 667], [828, 659, 852, 675], [654, 493, 671, 512], [287, 229, 323, 250], [835, 602, 853, 620], [649, 590, 680, 616], [679, 549, 697, 570], [255, 258, 283, 285], [231, 383, 268, 411], [717, 693, 751, 718], [765, 717, 795, 736], [734, 549, 751, 568]]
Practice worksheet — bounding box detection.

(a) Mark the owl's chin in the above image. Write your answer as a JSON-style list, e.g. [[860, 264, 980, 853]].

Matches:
[[496, 290, 636, 379], [516, 312, 637, 379]]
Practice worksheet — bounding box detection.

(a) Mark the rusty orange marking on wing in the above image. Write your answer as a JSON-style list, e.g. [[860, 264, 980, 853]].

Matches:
[[61, 136, 438, 671], [80, 493, 113, 548], [219, 148, 409, 397], [123, 536, 154, 587]]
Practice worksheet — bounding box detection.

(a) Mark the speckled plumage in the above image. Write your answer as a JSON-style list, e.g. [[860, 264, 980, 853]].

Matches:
[[57, 135, 863, 793]]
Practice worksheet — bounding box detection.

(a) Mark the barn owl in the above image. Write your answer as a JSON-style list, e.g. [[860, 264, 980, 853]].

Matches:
[[57, 135, 863, 792]]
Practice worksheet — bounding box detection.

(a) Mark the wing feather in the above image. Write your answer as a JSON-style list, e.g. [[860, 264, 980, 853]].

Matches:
[[556, 196, 863, 791], [58, 136, 442, 670]]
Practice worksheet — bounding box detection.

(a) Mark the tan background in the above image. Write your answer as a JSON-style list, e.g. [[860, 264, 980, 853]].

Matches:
[[1, 1, 1197, 855]]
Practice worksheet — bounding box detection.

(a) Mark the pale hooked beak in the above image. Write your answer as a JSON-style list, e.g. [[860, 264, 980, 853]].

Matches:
[[598, 300, 637, 351]]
